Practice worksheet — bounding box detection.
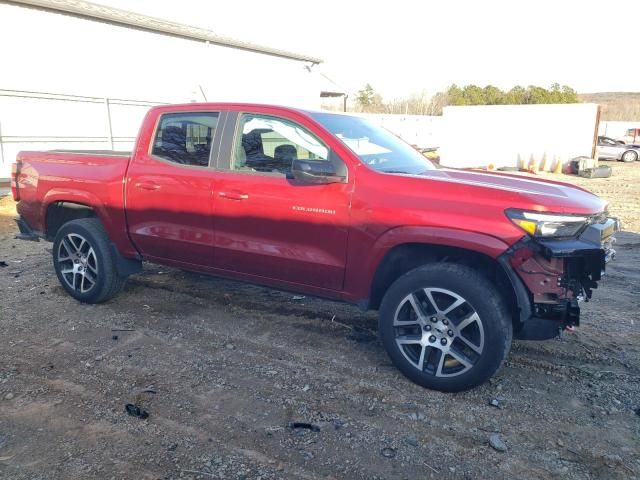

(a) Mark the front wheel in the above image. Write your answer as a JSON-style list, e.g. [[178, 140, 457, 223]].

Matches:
[[379, 263, 512, 392], [621, 150, 638, 162], [53, 218, 127, 303]]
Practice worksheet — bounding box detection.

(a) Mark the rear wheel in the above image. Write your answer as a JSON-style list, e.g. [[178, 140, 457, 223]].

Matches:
[[379, 263, 512, 392], [621, 150, 638, 162], [53, 218, 126, 303]]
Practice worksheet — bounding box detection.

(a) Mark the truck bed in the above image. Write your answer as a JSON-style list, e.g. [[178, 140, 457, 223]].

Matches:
[[14, 150, 134, 255]]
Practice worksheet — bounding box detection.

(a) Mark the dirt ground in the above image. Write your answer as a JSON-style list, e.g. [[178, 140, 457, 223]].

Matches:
[[1, 163, 639, 480]]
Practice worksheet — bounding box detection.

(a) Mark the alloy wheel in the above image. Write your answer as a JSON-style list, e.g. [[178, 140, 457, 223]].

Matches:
[[57, 233, 99, 294], [393, 287, 485, 377]]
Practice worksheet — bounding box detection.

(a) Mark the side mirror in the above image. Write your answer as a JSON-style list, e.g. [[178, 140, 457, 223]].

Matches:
[[291, 159, 346, 184]]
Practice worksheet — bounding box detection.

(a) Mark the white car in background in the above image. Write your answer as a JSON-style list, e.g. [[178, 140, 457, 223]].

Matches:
[[597, 136, 640, 162]]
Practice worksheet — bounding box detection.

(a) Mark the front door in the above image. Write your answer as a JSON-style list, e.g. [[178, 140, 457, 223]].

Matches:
[[125, 110, 221, 267], [597, 137, 619, 159], [212, 112, 351, 291]]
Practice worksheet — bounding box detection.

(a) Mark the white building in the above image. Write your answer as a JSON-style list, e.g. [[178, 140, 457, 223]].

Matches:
[[0, 0, 340, 177]]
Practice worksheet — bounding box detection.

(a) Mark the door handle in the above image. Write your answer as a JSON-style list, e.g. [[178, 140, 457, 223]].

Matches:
[[135, 181, 160, 191], [218, 191, 249, 200]]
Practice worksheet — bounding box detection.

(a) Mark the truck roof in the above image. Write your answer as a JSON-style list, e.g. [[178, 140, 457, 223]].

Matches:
[[148, 102, 350, 118]]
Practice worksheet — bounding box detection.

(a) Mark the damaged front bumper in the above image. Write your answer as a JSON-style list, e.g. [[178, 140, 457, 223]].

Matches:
[[503, 216, 619, 340]]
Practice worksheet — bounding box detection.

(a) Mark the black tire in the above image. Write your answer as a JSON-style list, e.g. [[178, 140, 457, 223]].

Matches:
[[379, 263, 512, 392], [620, 150, 638, 162], [52, 218, 126, 303]]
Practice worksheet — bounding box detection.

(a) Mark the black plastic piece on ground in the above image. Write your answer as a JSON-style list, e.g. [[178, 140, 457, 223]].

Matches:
[[289, 422, 320, 432], [380, 447, 397, 458], [125, 403, 149, 419]]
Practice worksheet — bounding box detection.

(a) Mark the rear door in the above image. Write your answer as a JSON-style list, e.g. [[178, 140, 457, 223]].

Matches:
[[125, 110, 223, 267], [211, 111, 352, 291]]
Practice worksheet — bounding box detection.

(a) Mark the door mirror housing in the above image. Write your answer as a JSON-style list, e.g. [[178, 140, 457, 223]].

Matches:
[[291, 158, 346, 184]]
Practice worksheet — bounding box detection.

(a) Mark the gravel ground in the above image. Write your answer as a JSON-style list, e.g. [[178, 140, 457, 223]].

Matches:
[[1, 163, 639, 479]]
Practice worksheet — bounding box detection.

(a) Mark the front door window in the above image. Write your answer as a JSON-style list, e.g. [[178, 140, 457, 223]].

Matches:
[[233, 114, 329, 175]]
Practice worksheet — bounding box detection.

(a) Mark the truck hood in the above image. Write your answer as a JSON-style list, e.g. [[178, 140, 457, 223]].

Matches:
[[417, 168, 607, 214]]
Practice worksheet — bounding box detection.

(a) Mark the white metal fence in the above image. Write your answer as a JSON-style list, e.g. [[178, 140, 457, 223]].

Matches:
[[5, 89, 633, 178], [0, 91, 444, 178], [0, 88, 166, 177]]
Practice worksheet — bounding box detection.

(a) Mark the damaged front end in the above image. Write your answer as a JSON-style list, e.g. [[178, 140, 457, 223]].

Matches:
[[502, 212, 619, 340]]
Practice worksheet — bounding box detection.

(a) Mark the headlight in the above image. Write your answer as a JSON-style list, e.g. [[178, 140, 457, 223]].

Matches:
[[506, 209, 589, 238]]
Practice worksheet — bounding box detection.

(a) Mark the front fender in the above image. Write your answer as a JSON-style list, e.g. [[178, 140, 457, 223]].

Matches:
[[369, 225, 510, 264], [344, 225, 512, 306]]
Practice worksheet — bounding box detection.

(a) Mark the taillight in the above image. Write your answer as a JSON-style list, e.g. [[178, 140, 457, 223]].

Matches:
[[11, 160, 20, 201]]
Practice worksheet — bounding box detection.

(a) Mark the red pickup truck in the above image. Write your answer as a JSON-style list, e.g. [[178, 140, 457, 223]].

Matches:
[[11, 103, 618, 392]]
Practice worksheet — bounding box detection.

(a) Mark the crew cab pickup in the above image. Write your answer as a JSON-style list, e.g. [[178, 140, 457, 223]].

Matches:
[[12, 103, 619, 392]]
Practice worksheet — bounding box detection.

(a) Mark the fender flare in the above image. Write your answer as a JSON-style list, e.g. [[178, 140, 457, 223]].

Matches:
[[41, 188, 113, 233], [358, 226, 531, 321], [41, 189, 142, 275], [40, 188, 139, 259], [367, 225, 510, 269]]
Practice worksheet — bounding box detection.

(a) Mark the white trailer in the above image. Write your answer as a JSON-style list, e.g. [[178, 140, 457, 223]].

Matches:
[[439, 104, 600, 170]]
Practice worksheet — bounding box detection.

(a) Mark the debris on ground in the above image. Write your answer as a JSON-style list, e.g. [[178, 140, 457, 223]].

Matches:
[[380, 447, 396, 458], [288, 422, 320, 432], [125, 404, 149, 419], [489, 434, 508, 452]]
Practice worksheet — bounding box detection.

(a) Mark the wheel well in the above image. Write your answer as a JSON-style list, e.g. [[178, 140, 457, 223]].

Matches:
[[369, 243, 519, 325], [45, 202, 96, 240]]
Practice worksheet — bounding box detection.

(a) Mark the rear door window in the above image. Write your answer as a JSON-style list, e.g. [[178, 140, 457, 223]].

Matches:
[[152, 112, 219, 167]]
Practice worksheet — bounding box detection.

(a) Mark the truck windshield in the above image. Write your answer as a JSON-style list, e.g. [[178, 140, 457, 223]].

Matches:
[[309, 112, 434, 174]]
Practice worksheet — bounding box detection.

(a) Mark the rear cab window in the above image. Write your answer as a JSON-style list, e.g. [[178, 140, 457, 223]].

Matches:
[[151, 112, 219, 167]]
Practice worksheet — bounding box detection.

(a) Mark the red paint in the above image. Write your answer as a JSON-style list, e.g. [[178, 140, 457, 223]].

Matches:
[[13, 103, 608, 305]]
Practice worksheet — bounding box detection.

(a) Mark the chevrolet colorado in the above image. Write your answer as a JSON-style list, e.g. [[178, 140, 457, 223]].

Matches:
[[11, 103, 618, 391]]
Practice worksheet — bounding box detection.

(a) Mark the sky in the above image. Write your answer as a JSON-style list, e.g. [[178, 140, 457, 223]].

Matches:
[[93, 0, 638, 99]]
